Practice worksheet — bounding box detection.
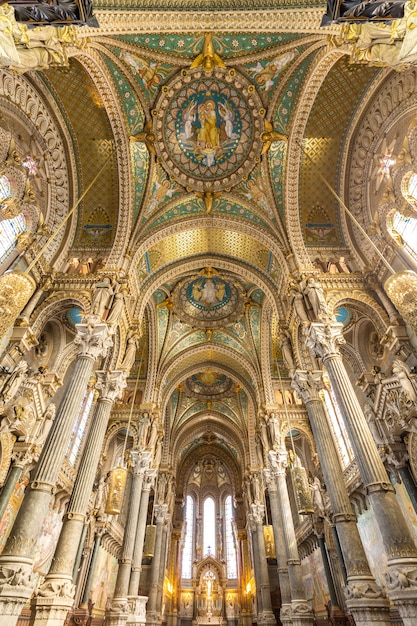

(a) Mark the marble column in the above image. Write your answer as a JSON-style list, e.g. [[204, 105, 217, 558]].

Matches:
[[108, 452, 153, 626], [263, 469, 292, 626], [291, 370, 390, 625], [128, 466, 156, 597], [268, 449, 314, 626], [305, 322, 417, 625], [30, 369, 125, 626], [72, 526, 104, 626], [247, 502, 276, 626], [146, 503, 169, 626], [0, 316, 112, 626]]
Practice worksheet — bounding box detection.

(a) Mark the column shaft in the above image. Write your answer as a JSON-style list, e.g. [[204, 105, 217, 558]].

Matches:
[[128, 479, 152, 596]]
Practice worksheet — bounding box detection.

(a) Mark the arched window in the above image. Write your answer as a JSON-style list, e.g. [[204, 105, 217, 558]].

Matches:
[[182, 495, 194, 579], [0, 174, 26, 263], [66, 389, 94, 466], [392, 211, 417, 260], [203, 496, 216, 556], [224, 495, 237, 579], [321, 386, 354, 469]]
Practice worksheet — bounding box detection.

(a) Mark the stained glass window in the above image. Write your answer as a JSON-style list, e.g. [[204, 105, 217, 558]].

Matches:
[[225, 495, 237, 578], [182, 495, 194, 579], [393, 211, 417, 260], [203, 497, 216, 556]]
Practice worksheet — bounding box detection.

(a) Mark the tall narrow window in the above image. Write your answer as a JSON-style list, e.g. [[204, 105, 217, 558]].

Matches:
[[321, 387, 354, 469], [224, 495, 237, 578], [392, 211, 417, 260], [182, 495, 194, 579], [0, 175, 26, 263], [203, 497, 216, 556], [66, 389, 94, 466]]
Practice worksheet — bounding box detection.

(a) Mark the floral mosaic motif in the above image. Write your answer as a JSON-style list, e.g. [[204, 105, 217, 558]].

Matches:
[[131, 143, 149, 221], [104, 57, 144, 134], [117, 33, 305, 57], [154, 68, 263, 191]]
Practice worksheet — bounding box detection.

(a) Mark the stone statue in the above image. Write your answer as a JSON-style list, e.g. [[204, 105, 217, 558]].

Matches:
[[260, 419, 270, 452], [392, 359, 417, 403], [153, 438, 162, 467], [35, 403, 56, 445], [106, 290, 126, 325], [279, 331, 296, 370], [303, 277, 329, 320], [91, 277, 113, 319], [147, 417, 159, 450], [288, 282, 309, 323], [0, 360, 29, 406], [120, 333, 138, 370], [268, 412, 280, 449], [309, 474, 325, 517]]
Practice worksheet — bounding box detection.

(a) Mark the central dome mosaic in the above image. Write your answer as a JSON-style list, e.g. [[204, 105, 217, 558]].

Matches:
[[153, 67, 264, 192]]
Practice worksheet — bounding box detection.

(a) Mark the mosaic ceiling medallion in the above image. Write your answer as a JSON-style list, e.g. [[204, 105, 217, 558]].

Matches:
[[172, 268, 244, 329], [153, 67, 264, 192], [185, 370, 234, 401]]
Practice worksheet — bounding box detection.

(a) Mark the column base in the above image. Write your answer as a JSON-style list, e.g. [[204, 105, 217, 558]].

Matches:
[[0, 556, 36, 626], [126, 595, 148, 626], [72, 606, 91, 626], [279, 603, 292, 625], [107, 597, 130, 626], [290, 600, 314, 626], [386, 561, 417, 626], [30, 596, 74, 626], [344, 601, 392, 626], [257, 609, 276, 626], [146, 610, 161, 626]]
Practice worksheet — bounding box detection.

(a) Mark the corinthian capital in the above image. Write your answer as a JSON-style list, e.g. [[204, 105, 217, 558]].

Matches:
[[74, 319, 113, 360], [248, 502, 265, 526], [267, 448, 287, 477], [305, 322, 345, 360], [95, 370, 126, 402], [291, 370, 323, 404]]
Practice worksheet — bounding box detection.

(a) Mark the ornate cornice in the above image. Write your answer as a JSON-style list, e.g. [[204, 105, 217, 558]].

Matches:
[[77, 9, 338, 37]]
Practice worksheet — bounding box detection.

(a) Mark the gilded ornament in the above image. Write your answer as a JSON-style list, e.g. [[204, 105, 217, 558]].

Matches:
[[384, 270, 417, 334], [105, 465, 128, 515], [0, 271, 36, 340], [190, 33, 226, 75]]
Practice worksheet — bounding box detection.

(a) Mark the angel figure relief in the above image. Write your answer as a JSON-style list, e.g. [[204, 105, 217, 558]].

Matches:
[[248, 50, 297, 91], [120, 50, 171, 93]]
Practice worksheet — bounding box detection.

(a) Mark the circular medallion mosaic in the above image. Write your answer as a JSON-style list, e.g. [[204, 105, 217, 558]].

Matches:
[[185, 370, 233, 400], [153, 68, 264, 191], [172, 270, 244, 329]]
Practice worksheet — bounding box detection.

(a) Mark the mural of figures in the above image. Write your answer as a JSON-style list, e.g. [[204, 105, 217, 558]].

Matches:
[[33, 499, 64, 576], [300, 547, 330, 613], [90, 545, 118, 615], [0, 472, 29, 552]]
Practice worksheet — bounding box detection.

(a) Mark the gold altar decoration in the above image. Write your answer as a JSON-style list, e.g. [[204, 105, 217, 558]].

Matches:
[[263, 525, 276, 558], [291, 465, 314, 515], [384, 270, 417, 334], [143, 524, 156, 557], [105, 465, 128, 515], [0, 271, 36, 339]]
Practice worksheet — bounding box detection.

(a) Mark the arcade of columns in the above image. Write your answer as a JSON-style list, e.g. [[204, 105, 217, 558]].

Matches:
[[0, 7, 417, 626]]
